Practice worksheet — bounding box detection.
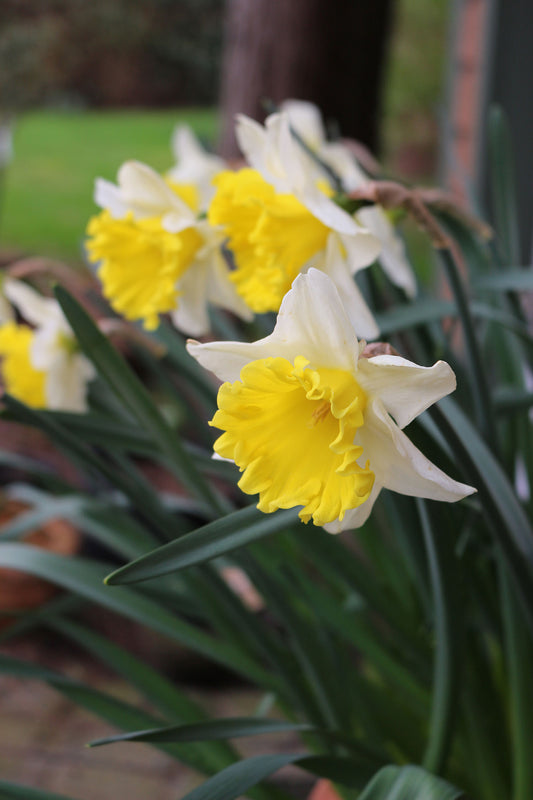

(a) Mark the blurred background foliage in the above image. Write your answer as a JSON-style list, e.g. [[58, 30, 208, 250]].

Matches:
[[0, 0, 449, 263]]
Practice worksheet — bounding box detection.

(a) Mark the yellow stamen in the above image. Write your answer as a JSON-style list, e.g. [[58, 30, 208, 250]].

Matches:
[[0, 323, 46, 408], [208, 169, 331, 313], [210, 355, 374, 526]]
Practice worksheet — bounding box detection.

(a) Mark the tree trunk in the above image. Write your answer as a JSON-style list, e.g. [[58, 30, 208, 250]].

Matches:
[[218, 0, 394, 159]]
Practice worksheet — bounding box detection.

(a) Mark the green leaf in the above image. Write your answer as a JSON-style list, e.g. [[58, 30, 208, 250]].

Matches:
[[0, 449, 71, 492], [48, 616, 207, 721], [488, 106, 521, 265], [179, 752, 382, 800], [0, 544, 280, 689], [475, 269, 533, 292], [0, 780, 78, 800], [376, 298, 533, 350], [357, 764, 464, 799], [89, 717, 312, 747], [179, 754, 305, 800], [500, 565, 533, 800], [430, 399, 533, 628], [153, 321, 218, 407], [1, 485, 157, 559], [494, 386, 533, 414], [54, 286, 224, 513], [2, 396, 187, 540], [105, 506, 301, 585], [438, 248, 495, 446], [376, 299, 457, 335], [418, 500, 461, 774]]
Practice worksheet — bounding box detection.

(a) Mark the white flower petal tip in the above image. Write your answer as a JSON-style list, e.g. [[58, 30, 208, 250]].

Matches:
[[357, 356, 457, 429], [191, 267, 476, 530]]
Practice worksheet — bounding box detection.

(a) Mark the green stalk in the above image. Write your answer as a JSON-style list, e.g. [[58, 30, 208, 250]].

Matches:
[[499, 560, 533, 800], [437, 247, 497, 453], [418, 500, 458, 775]]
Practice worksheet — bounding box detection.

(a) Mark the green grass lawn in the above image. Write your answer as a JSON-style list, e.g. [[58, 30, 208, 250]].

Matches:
[[0, 108, 218, 263]]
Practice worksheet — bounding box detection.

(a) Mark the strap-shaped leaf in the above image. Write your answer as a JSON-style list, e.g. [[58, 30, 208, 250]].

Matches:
[[89, 717, 312, 747], [0, 543, 279, 689], [475, 269, 533, 292], [430, 398, 533, 630], [106, 505, 301, 585], [488, 106, 520, 265], [357, 764, 464, 799], [179, 752, 381, 800], [376, 299, 533, 349], [0, 781, 77, 800]]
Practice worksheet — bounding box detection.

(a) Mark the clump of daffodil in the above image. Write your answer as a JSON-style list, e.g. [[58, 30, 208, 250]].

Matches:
[[208, 111, 381, 340], [86, 160, 252, 336], [281, 99, 417, 299], [187, 269, 475, 531], [0, 280, 95, 412]]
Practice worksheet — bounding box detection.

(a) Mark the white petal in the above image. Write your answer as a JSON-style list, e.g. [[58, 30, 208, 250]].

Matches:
[[301, 187, 367, 235], [45, 355, 92, 412], [359, 399, 476, 502], [0, 277, 14, 324], [168, 125, 225, 206], [281, 100, 326, 151], [275, 112, 313, 194], [187, 268, 359, 382], [235, 114, 281, 183], [323, 482, 383, 532], [357, 356, 456, 429], [4, 281, 58, 327], [356, 206, 416, 298], [118, 161, 192, 220], [171, 124, 206, 165], [205, 250, 254, 321], [321, 235, 379, 340], [320, 142, 368, 192], [339, 230, 381, 272], [160, 212, 196, 234], [172, 264, 210, 336], [30, 326, 58, 370], [94, 178, 128, 217], [170, 125, 225, 175]]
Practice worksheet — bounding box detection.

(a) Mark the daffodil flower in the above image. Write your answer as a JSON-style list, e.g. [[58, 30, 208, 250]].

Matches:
[[187, 269, 475, 531], [0, 280, 95, 412], [208, 111, 381, 339], [282, 99, 417, 298], [168, 125, 226, 207], [87, 160, 252, 335]]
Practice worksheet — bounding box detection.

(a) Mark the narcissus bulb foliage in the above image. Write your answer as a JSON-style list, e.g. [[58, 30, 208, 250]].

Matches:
[[187, 270, 475, 531], [0, 280, 95, 412], [86, 160, 252, 336], [281, 99, 417, 299], [208, 111, 381, 340]]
